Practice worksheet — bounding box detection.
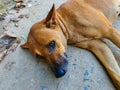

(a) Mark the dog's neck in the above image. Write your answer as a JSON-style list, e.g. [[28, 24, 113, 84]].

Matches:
[[56, 3, 86, 44], [56, 13, 70, 40]]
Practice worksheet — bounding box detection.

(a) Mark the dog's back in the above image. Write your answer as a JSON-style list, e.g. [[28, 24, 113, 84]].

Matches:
[[84, 0, 120, 22], [62, 0, 120, 23]]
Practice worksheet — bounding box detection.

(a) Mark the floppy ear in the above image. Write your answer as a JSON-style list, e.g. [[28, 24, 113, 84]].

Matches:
[[45, 4, 57, 28]]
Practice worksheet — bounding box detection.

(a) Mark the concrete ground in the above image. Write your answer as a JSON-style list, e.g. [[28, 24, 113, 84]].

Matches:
[[0, 0, 120, 90]]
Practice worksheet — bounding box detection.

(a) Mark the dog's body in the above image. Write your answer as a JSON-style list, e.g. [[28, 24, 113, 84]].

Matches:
[[21, 0, 120, 89]]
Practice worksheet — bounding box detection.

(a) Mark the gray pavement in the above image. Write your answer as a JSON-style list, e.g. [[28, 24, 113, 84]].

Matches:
[[0, 0, 120, 90]]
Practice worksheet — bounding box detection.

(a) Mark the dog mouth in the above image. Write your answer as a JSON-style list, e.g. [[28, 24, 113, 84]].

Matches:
[[36, 52, 68, 78]]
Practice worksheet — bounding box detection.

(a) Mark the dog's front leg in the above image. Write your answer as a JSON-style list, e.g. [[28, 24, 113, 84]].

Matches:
[[74, 40, 120, 89], [105, 26, 120, 48]]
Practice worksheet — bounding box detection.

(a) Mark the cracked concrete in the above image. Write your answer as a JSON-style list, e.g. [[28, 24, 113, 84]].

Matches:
[[0, 0, 120, 90]]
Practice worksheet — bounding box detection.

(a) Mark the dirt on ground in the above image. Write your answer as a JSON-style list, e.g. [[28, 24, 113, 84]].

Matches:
[[0, 0, 120, 90]]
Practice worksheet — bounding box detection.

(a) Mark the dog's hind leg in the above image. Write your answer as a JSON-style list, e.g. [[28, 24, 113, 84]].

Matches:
[[74, 40, 120, 89]]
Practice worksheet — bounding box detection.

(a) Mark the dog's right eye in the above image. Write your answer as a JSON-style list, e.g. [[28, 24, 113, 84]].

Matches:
[[47, 40, 56, 52]]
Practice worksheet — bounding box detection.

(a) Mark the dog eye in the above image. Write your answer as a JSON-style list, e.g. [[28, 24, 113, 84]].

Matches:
[[47, 40, 56, 52]]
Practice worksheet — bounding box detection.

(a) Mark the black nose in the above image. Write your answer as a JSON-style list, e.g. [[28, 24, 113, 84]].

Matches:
[[55, 68, 66, 78], [51, 55, 68, 78], [52, 61, 68, 78]]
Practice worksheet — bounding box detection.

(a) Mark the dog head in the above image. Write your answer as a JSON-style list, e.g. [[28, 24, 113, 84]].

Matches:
[[21, 4, 68, 78]]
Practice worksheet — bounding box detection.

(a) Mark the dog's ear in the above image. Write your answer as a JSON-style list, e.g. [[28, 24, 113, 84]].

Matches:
[[45, 4, 57, 28], [21, 42, 29, 49]]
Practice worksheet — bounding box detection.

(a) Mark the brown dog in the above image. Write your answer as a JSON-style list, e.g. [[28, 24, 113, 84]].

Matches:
[[21, 0, 120, 89]]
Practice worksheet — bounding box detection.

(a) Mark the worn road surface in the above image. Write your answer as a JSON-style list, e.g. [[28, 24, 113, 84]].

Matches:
[[0, 0, 120, 90]]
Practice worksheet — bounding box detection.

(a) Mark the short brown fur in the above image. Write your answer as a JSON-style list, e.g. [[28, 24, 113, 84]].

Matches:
[[21, 0, 120, 89]]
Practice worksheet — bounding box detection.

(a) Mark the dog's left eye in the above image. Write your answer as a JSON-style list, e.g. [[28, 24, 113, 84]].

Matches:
[[47, 40, 56, 52]]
